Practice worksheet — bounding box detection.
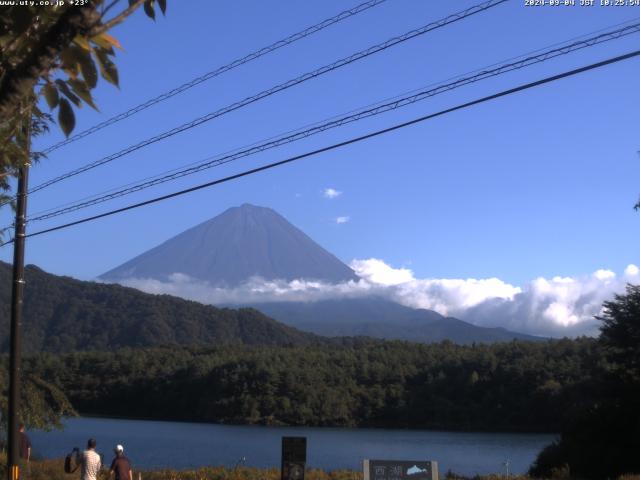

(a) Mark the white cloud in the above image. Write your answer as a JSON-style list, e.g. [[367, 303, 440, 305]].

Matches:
[[323, 188, 342, 199], [593, 269, 615, 281], [351, 259, 521, 315], [110, 260, 640, 338], [351, 258, 413, 286], [335, 216, 350, 224], [625, 264, 639, 277]]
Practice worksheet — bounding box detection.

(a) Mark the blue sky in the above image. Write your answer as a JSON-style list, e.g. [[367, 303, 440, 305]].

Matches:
[[1, 0, 639, 332]]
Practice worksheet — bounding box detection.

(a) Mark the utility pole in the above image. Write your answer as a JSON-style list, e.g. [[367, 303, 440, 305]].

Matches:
[[7, 116, 30, 480]]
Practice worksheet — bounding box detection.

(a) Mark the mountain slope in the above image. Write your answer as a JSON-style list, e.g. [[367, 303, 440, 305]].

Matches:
[[0, 262, 320, 353], [245, 297, 544, 344], [100, 204, 358, 286]]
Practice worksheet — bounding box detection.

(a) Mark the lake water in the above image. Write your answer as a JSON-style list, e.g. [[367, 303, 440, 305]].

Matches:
[[30, 417, 555, 477]]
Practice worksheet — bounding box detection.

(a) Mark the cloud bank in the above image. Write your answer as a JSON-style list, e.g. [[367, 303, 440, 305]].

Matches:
[[116, 259, 639, 338]]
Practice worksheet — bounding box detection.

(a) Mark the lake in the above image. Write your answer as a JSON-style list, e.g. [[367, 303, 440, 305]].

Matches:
[[30, 417, 555, 477]]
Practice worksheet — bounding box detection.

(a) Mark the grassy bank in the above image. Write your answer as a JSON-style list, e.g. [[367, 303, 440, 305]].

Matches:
[[0, 456, 356, 480], [1, 456, 638, 480]]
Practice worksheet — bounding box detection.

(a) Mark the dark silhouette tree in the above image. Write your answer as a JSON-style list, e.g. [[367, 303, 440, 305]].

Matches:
[[598, 284, 640, 379], [530, 284, 640, 479]]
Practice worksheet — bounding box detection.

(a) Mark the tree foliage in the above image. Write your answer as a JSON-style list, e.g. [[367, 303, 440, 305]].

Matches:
[[598, 284, 640, 378], [0, 366, 76, 431], [0, 0, 166, 204]]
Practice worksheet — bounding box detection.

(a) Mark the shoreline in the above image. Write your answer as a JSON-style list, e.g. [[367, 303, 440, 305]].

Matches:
[[75, 414, 559, 436]]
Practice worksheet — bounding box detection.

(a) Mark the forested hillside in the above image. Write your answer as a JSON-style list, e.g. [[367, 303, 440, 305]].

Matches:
[[23, 338, 598, 432], [0, 262, 320, 352]]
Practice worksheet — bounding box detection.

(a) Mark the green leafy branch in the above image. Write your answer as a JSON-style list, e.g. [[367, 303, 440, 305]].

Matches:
[[0, 0, 167, 217]]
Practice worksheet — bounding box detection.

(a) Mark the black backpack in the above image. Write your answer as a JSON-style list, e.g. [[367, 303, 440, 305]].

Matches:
[[64, 448, 79, 474]]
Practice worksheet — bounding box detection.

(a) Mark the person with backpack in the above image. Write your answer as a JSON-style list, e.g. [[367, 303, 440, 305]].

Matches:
[[109, 444, 133, 480]]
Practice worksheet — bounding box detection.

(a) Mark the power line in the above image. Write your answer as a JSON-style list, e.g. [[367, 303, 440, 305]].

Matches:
[[40, 0, 389, 155], [25, 21, 640, 224], [27, 0, 507, 195], [0, 1, 385, 137], [26, 15, 640, 220], [4, 48, 637, 246]]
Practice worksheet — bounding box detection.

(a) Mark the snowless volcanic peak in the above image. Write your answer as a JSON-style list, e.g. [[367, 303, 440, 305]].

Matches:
[[101, 203, 359, 286]]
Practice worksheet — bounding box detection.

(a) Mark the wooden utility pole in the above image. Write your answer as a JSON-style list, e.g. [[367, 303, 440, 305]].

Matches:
[[7, 118, 30, 480]]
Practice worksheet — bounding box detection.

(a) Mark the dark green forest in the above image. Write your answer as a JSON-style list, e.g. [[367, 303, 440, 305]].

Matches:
[[21, 338, 598, 432]]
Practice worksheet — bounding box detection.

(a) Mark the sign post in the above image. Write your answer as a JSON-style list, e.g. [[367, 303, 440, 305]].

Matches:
[[281, 436, 306, 480], [364, 459, 439, 480]]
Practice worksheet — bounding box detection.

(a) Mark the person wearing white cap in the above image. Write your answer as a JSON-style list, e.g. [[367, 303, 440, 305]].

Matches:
[[109, 444, 133, 480]]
